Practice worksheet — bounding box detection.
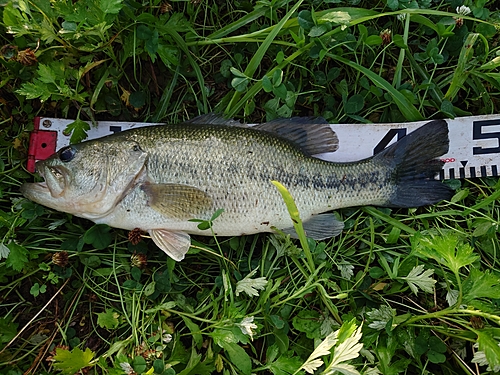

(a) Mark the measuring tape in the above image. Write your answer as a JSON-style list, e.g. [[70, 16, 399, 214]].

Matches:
[[27, 115, 500, 180]]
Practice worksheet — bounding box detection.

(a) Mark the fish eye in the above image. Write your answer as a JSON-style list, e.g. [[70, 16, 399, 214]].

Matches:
[[132, 144, 142, 152], [58, 146, 76, 162]]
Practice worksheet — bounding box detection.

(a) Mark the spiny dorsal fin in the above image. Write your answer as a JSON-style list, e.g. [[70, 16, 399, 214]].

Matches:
[[254, 117, 339, 155], [182, 113, 243, 127]]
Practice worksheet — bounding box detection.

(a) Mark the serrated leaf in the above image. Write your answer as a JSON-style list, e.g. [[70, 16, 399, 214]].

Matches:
[[235, 269, 268, 297], [463, 269, 500, 302], [302, 358, 323, 374], [97, 308, 120, 329], [53, 347, 95, 375], [64, 119, 91, 144], [5, 242, 28, 271], [476, 330, 500, 371], [0, 243, 10, 259], [366, 306, 395, 331], [37, 64, 57, 84], [100, 0, 123, 14], [16, 82, 52, 101], [400, 265, 436, 295], [416, 234, 479, 274]]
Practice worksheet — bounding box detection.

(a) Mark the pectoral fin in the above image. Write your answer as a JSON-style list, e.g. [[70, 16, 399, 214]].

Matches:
[[141, 183, 213, 219], [281, 214, 344, 240], [149, 229, 191, 261]]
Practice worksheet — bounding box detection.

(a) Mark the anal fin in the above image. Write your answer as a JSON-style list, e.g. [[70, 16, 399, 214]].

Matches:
[[149, 229, 191, 261], [281, 214, 344, 240]]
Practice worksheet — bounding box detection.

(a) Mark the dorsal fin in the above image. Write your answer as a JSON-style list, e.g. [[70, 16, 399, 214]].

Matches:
[[182, 113, 243, 127], [254, 117, 339, 155], [183, 113, 339, 156]]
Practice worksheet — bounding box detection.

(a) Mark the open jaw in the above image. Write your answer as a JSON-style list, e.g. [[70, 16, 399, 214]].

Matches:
[[20, 163, 68, 204]]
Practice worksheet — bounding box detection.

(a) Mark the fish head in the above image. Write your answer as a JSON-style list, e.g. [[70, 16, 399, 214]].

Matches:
[[21, 137, 147, 219]]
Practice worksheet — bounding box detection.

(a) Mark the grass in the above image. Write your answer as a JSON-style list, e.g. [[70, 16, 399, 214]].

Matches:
[[1, 0, 500, 374]]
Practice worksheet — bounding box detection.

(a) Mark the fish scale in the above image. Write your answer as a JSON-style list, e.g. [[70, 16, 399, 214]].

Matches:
[[21, 115, 452, 261]]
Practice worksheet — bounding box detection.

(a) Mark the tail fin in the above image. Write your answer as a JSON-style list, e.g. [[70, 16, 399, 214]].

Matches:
[[375, 120, 453, 207]]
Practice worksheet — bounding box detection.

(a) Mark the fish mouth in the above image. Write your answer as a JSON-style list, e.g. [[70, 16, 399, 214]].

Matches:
[[20, 162, 69, 202]]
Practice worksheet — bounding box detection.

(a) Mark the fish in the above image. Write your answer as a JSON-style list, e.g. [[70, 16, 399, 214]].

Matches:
[[20, 115, 452, 261]]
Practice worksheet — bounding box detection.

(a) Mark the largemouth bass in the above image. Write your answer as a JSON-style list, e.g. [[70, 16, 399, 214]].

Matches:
[[21, 115, 452, 261]]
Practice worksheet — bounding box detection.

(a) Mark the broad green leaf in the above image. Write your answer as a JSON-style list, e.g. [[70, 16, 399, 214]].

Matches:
[[97, 309, 120, 329], [0, 316, 18, 344], [427, 349, 446, 363], [182, 316, 203, 349], [137, 24, 153, 40], [262, 75, 273, 92], [53, 347, 95, 375], [309, 24, 329, 37], [83, 224, 112, 250], [230, 67, 247, 78], [30, 283, 47, 297], [221, 342, 252, 375], [298, 10, 314, 31], [132, 355, 147, 373], [292, 310, 322, 339], [318, 10, 351, 26], [345, 94, 364, 114], [129, 91, 146, 109], [365, 35, 382, 46], [267, 354, 302, 375]]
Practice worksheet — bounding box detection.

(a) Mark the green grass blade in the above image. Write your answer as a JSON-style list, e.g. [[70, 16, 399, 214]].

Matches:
[[224, 0, 304, 115], [162, 28, 208, 114], [328, 53, 424, 121], [271, 181, 314, 272], [444, 33, 485, 101]]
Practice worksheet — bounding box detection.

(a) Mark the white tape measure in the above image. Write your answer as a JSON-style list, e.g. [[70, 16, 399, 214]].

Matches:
[[28, 115, 500, 180]]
